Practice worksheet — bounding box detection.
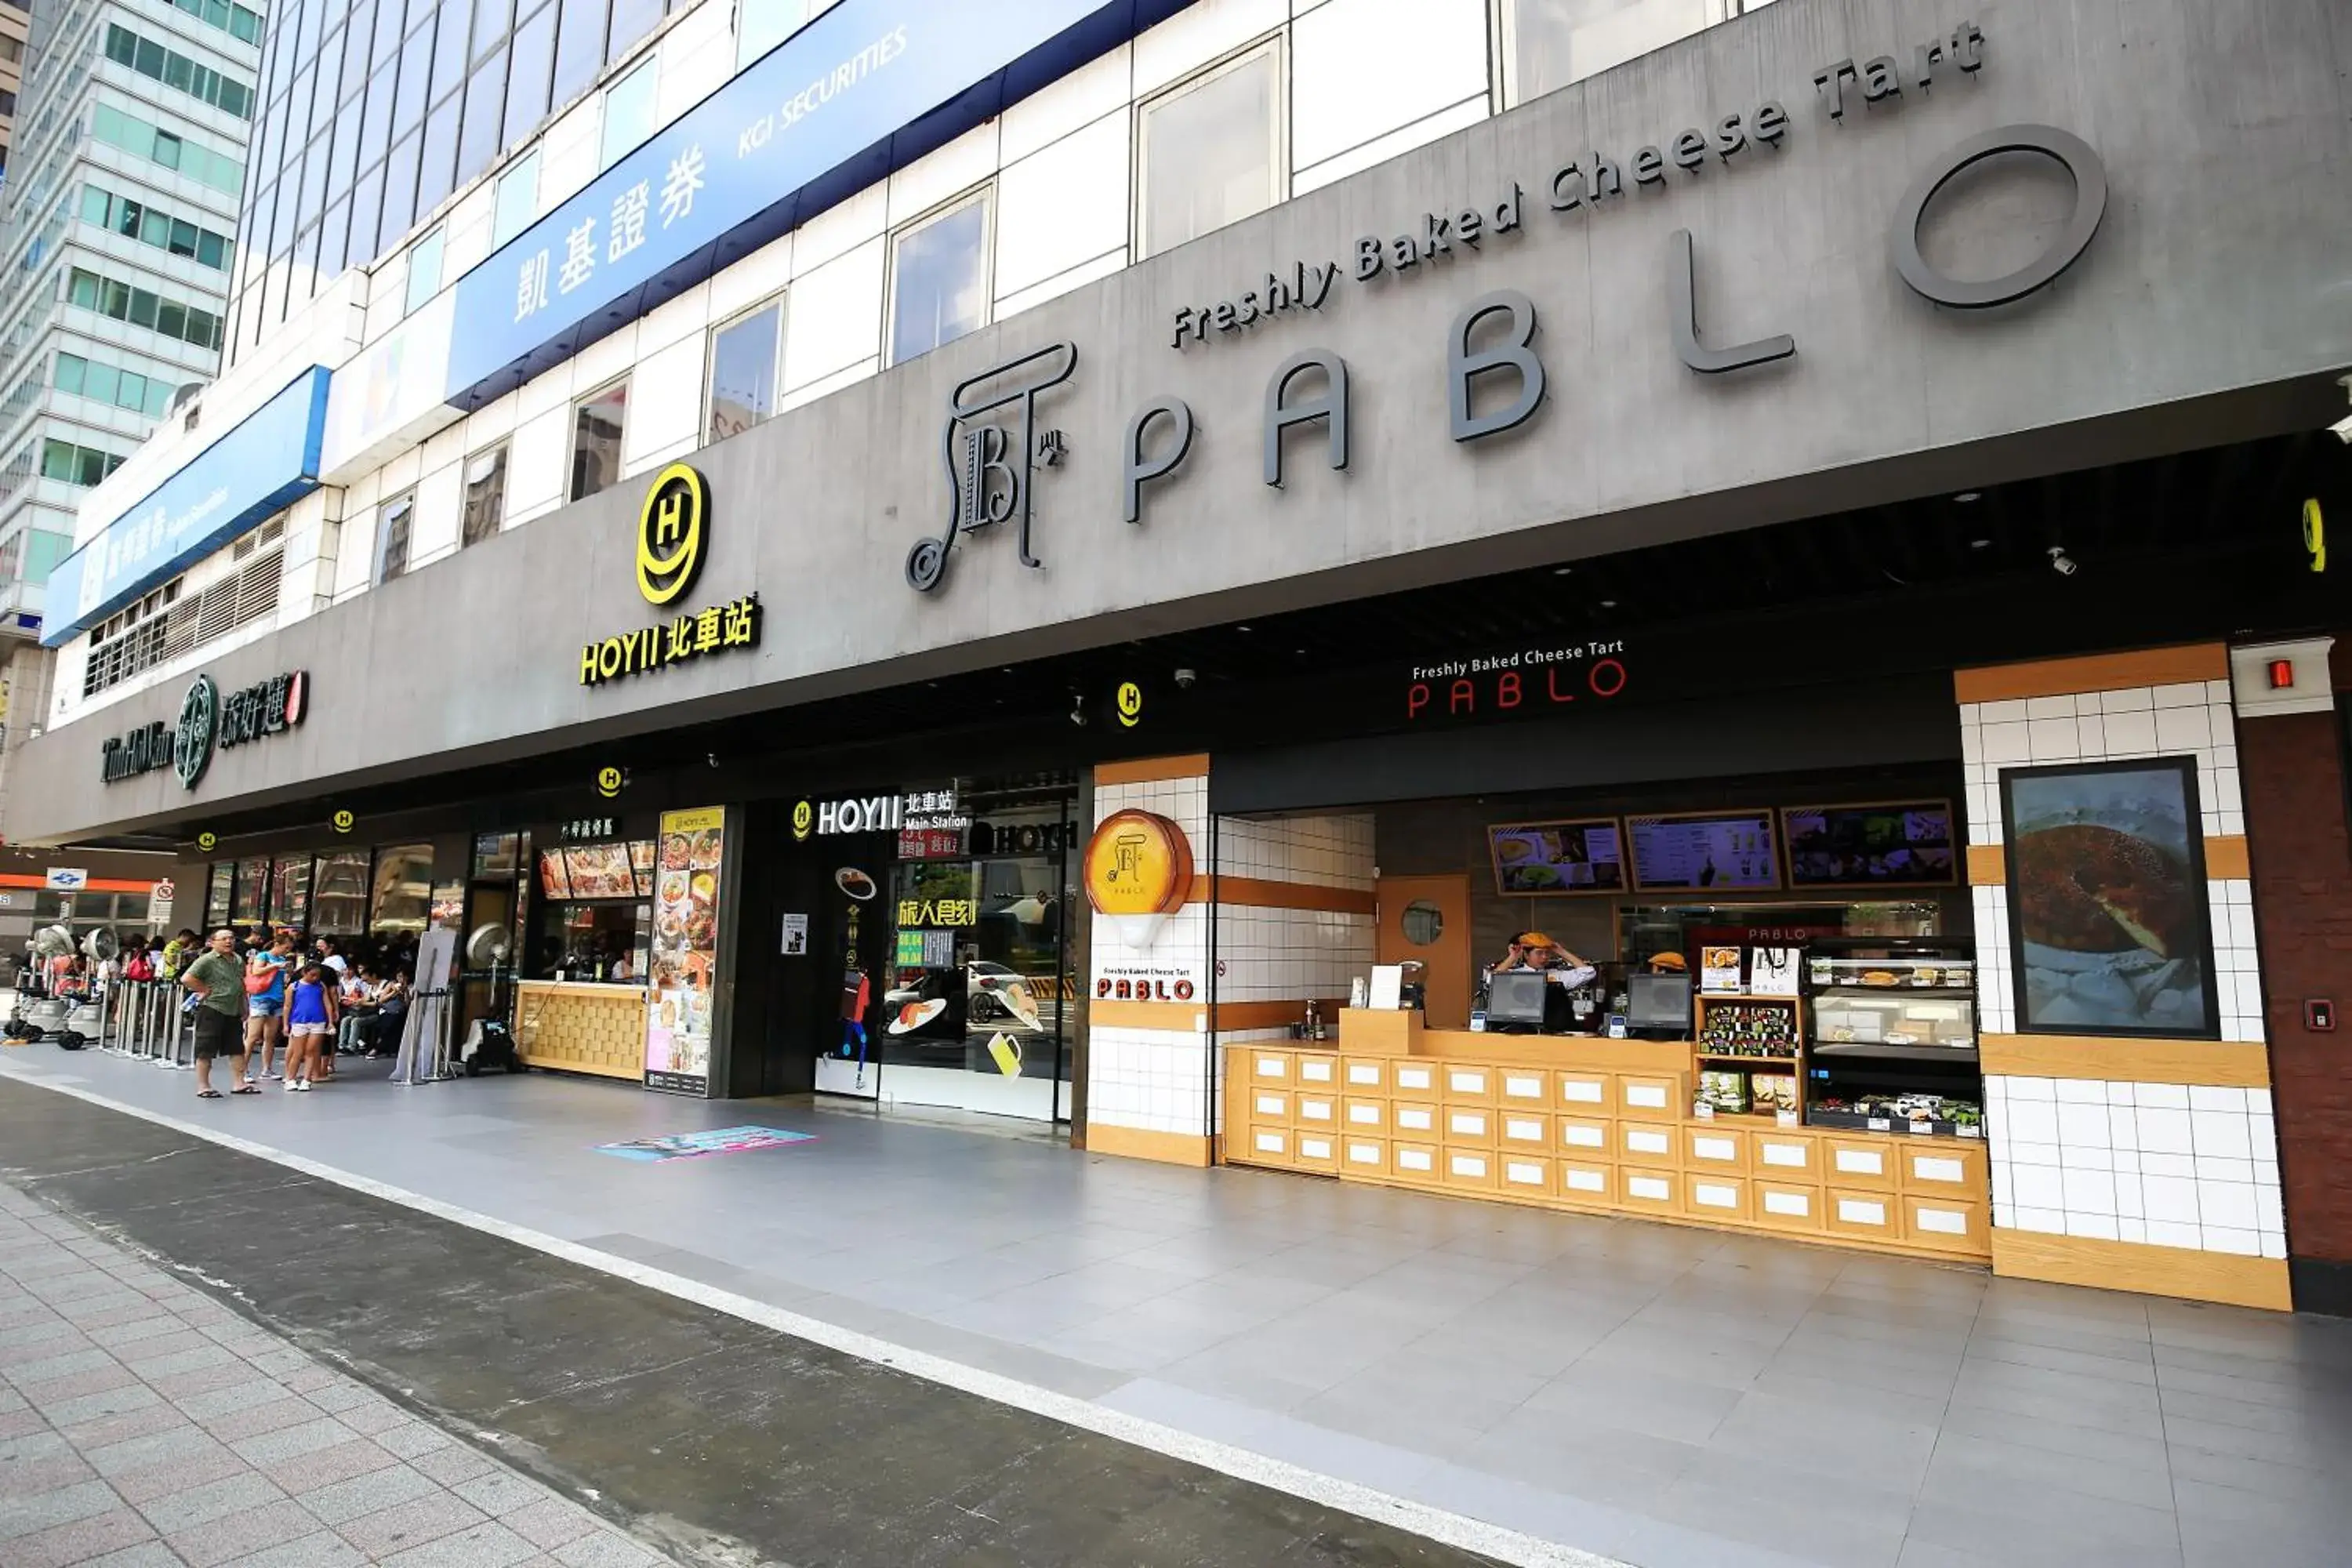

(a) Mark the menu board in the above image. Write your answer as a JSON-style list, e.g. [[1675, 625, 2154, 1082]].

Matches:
[[1628, 811, 1780, 891], [1782, 802, 1957, 886], [629, 840, 656, 898], [645, 808, 724, 1096], [563, 843, 637, 900], [1488, 818, 1626, 896], [535, 849, 572, 902]]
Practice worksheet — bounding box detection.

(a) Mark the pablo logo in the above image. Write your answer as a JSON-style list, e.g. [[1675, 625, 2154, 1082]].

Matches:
[[636, 463, 707, 605], [906, 343, 1076, 592], [1083, 809, 1194, 950], [791, 800, 813, 841]]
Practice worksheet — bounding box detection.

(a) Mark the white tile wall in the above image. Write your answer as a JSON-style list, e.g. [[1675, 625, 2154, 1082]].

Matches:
[[1987, 1076, 2284, 1258], [1087, 770, 1212, 1138]]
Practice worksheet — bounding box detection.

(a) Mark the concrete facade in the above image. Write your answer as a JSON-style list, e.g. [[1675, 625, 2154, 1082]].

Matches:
[[12, 0, 2350, 846]]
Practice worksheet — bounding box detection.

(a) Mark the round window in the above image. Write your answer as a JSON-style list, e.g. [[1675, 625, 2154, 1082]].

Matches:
[[1399, 900, 1444, 946]]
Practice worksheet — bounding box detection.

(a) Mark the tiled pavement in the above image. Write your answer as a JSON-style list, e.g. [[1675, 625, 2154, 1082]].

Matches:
[[0, 1181, 671, 1568]]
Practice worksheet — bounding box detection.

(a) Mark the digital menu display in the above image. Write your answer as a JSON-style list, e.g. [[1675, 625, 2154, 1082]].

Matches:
[[562, 843, 637, 900], [1783, 802, 1957, 886], [1628, 811, 1780, 891], [1488, 818, 1626, 896]]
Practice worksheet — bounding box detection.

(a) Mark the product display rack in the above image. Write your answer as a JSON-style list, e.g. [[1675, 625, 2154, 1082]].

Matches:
[[1803, 940, 1983, 1137]]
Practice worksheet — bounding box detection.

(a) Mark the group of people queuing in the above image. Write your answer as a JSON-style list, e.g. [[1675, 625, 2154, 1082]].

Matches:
[[165, 928, 415, 1099]]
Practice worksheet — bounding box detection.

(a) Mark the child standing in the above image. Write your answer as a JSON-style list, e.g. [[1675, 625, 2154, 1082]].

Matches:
[[281, 963, 337, 1091]]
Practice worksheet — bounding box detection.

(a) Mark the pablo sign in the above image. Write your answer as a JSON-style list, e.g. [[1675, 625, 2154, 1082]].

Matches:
[[1407, 641, 1628, 724]]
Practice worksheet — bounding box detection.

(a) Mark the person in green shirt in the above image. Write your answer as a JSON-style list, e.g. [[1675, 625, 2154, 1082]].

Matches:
[[159, 929, 198, 982], [180, 929, 254, 1098]]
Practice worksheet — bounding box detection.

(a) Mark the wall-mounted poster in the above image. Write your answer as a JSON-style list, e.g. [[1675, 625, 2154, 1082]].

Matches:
[[1628, 811, 1779, 891], [1783, 801, 1958, 887], [646, 808, 724, 1094], [1488, 818, 1626, 895], [536, 849, 572, 902], [2001, 758, 2218, 1038]]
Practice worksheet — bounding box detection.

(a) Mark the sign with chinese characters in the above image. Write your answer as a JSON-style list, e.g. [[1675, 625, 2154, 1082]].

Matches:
[[646, 806, 725, 1096], [906, 343, 1075, 591], [99, 670, 308, 789], [796, 786, 962, 840], [561, 817, 619, 843], [43, 368, 330, 649], [447, 0, 1138, 403], [895, 898, 977, 928], [579, 466, 761, 686], [897, 785, 969, 858]]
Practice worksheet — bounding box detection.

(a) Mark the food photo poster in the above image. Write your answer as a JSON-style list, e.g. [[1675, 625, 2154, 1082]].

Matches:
[[2000, 758, 2218, 1038]]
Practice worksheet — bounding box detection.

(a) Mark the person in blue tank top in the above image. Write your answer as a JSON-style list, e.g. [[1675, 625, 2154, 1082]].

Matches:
[[281, 962, 338, 1092], [243, 931, 296, 1085]]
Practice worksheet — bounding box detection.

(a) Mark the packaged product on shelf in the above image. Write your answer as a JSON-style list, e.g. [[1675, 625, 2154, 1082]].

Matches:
[[1697, 1070, 1750, 1114], [1750, 1073, 1798, 1114]]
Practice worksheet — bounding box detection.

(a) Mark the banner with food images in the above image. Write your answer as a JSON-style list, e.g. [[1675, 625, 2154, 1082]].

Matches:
[[646, 807, 725, 1094]]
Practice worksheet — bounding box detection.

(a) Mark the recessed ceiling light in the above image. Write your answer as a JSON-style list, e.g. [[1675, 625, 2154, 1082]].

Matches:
[[1599, 598, 1618, 609], [1969, 538, 1992, 550], [1954, 491, 1982, 503], [1236, 624, 1253, 633], [1552, 565, 1573, 576]]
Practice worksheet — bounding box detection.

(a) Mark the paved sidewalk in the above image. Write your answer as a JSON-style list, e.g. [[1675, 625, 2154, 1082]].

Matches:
[[10, 1047, 2352, 1568], [0, 1179, 670, 1568]]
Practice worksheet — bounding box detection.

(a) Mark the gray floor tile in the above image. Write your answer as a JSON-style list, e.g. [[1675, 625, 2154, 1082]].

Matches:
[[219, 1529, 368, 1567], [135, 1468, 286, 1535], [165, 1498, 323, 1568], [335, 1491, 492, 1559], [0, 1477, 122, 1541], [1922, 1426, 2176, 1512], [378, 1519, 540, 1568], [299, 1458, 443, 1526]]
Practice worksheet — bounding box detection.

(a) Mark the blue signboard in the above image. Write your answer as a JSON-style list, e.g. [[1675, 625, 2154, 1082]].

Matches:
[[42, 367, 330, 648], [444, 0, 1186, 408]]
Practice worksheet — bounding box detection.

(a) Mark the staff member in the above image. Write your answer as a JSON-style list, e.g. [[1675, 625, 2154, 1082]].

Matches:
[[1494, 931, 1593, 976]]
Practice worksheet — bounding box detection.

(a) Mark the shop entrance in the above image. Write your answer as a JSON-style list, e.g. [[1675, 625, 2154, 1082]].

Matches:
[[1374, 874, 1471, 1027], [733, 784, 1076, 1123]]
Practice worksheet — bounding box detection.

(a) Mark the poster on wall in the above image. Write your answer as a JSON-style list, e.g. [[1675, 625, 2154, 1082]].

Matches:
[[645, 808, 725, 1094], [1488, 818, 1625, 895], [2001, 759, 2218, 1038]]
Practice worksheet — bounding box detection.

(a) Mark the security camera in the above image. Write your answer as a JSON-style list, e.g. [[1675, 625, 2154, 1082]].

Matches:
[[1069, 695, 1088, 727], [2048, 546, 2078, 577], [706, 752, 720, 768], [2333, 376, 2352, 444], [1174, 668, 1197, 689]]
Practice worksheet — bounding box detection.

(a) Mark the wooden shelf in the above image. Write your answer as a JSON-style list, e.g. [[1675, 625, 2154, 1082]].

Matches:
[[1697, 992, 1801, 1002], [1697, 1051, 1801, 1063]]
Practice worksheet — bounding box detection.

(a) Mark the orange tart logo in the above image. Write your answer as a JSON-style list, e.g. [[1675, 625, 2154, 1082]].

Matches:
[[1083, 809, 1194, 947]]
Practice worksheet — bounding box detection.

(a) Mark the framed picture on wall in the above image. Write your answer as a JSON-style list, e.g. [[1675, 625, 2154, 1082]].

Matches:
[[1999, 757, 2220, 1039], [1487, 818, 1626, 896]]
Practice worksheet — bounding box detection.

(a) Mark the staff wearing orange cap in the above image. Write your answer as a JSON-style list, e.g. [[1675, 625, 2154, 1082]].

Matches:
[[1496, 930, 1589, 974]]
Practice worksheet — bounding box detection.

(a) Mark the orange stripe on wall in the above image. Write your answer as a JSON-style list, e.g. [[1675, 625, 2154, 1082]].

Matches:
[[1954, 645, 2227, 705], [1094, 754, 1210, 786], [0, 877, 158, 894], [1971, 837, 2246, 885], [1214, 877, 1377, 915]]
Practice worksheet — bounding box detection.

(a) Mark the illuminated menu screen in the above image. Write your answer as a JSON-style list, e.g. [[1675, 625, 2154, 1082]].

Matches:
[[1628, 812, 1780, 891]]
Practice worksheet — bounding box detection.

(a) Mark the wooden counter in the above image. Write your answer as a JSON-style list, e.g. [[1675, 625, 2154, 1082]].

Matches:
[[514, 980, 648, 1082], [1226, 1009, 1990, 1263]]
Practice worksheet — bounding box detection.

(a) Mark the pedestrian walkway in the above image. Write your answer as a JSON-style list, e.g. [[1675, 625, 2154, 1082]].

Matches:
[[0, 1177, 670, 1568], [8, 1046, 2352, 1568]]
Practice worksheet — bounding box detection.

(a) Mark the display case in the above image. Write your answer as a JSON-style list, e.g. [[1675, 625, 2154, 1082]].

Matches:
[[1803, 940, 1983, 1137]]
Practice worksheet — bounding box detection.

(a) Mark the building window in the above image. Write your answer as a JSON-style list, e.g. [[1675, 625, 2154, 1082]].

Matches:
[[599, 55, 657, 171], [571, 379, 629, 501], [405, 226, 444, 314], [462, 444, 508, 546], [707, 299, 782, 443], [376, 491, 415, 583], [888, 191, 992, 368], [737, 0, 808, 69], [492, 150, 540, 247], [1499, 0, 1731, 107], [1138, 44, 1280, 259]]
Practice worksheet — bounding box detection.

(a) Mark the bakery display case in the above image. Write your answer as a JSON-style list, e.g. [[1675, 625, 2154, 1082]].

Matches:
[[1804, 939, 1984, 1136]]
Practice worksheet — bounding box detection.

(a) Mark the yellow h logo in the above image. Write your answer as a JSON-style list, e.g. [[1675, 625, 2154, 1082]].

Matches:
[[636, 464, 708, 604]]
